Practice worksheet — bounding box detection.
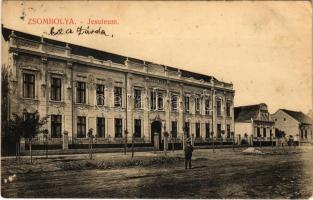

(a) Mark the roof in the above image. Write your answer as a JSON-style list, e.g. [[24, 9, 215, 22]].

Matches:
[[234, 103, 266, 122], [2, 27, 219, 83], [281, 109, 312, 125]]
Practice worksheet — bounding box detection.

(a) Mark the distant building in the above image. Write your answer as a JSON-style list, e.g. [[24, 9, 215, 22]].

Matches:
[[234, 103, 275, 145], [271, 109, 313, 144]]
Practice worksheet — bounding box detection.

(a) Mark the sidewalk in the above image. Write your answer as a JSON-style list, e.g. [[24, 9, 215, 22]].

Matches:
[[2, 145, 310, 160], [3, 144, 245, 158], [1, 149, 184, 160]]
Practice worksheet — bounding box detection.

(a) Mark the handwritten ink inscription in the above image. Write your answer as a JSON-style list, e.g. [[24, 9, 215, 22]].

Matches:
[[43, 26, 113, 37]]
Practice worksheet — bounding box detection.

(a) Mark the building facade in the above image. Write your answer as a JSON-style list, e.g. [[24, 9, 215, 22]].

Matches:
[[271, 109, 313, 144], [2, 28, 235, 149], [234, 103, 275, 145]]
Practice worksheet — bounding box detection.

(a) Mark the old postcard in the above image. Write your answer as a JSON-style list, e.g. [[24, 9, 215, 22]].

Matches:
[[1, 1, 312, 199]]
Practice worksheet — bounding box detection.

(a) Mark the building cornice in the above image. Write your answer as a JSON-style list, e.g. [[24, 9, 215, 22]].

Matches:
[[9, 37, 234, 93]]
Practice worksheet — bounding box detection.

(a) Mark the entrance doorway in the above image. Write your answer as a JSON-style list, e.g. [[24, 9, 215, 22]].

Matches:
[[151, 121, 162, 148]]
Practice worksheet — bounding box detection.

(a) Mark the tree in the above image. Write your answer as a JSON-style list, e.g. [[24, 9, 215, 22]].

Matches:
[[1, 65, 11, 156], [7, 114, 25, 159], [22, 110, 49, 163]]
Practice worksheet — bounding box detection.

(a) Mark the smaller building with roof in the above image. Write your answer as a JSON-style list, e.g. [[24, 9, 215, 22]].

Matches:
[[271, 109, 313, 144], [234, 103, 275, 146]]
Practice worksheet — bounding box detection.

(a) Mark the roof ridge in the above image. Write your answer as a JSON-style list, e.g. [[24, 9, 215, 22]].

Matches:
[[2, 26, 224, 84]]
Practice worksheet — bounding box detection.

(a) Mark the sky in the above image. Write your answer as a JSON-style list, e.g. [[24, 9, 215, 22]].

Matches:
[[2, 1, 312, 114]]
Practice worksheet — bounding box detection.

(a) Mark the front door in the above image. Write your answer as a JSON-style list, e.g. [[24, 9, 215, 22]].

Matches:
[[151, 121, 162, 149]]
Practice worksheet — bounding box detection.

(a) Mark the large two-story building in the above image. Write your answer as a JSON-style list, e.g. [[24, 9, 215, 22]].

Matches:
[[2, 27, 235, 150]]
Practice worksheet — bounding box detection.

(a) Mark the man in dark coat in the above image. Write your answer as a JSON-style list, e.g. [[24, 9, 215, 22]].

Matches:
[[184, 141, 194, 169]]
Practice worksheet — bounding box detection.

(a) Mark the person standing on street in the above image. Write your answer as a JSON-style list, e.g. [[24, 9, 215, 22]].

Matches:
[[185, 141, 194, 169]]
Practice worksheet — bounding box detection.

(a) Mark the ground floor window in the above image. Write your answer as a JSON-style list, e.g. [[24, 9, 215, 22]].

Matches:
[[257, 127, 261, 137], [115, 118, 123, 138], [97, 117, 105, 138], [185, 122, 190, 138], [217, 124, 222, 138], [77, 116, 86, 138], [227, 124, 231, 138], [305, 130, 308, 139], [263, 128, 266, 137], [195, 123, 200, 138], [171, 121, 177, 138], [134, 119, 141, 138], [51, 115, 62, 138], [205, 123, 210, 138]]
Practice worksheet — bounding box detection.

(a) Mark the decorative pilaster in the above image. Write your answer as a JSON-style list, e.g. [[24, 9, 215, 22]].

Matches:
[[212, 88, 217, 138], [39, 57, 48, 132], [143, 76, 149, 143], [9, 52, 19, 82]]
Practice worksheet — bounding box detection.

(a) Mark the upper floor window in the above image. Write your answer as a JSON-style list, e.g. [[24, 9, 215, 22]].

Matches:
[[150, 90, 157, 110], [216, 98, 222, 116], [260, 110, 269, 121], [51, 77, 61, 101], [205, 98, 210, 115], [114, 87, 122, 107], [96, 84, 105, 106], [76, 82, 86, 104], [184, 95, 190, 113], [23, 73, 35, 98], [134, 89, 142, 109], [263, 128, 266, 137], [150, 90, 164, 111], [157, 92, 164, 110], [226, 101, 231, 117], [171, 94, 178, 112], [195, 96, 200, 114]]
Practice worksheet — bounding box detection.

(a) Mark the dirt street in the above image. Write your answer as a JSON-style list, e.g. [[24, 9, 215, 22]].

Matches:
[[1, 147, 313, 198]]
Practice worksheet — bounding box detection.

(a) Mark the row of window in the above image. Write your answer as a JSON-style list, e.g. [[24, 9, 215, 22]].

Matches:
[[23, 73, 231, 116], [50, 114, 231, 139], [50, 116, 141, 138], [183, 123, 231, 139], [256, 127, 273, 138]]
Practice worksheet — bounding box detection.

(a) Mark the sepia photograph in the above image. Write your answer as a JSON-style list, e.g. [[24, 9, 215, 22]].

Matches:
[[1, 1, 313, 198]]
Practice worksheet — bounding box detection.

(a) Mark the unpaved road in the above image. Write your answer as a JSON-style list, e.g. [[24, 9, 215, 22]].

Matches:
[[2, 147, 313, 198]]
